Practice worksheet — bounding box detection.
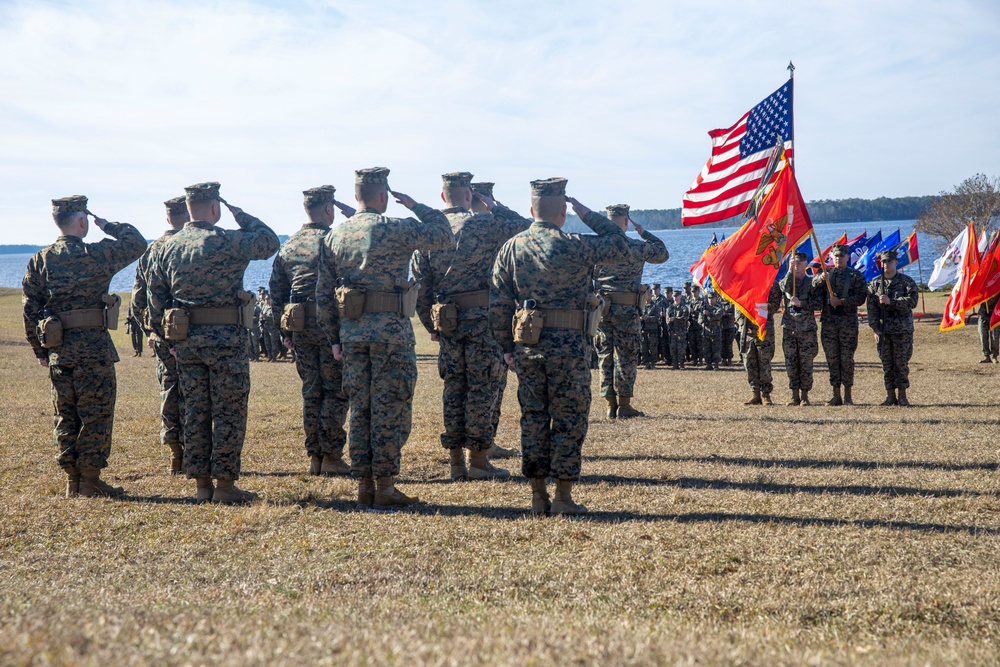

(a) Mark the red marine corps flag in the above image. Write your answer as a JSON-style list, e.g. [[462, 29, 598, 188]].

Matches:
[[700, 155, 814, 338]]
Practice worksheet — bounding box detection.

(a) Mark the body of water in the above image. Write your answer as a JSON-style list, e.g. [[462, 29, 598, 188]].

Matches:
[[1, 220, 922, 294]]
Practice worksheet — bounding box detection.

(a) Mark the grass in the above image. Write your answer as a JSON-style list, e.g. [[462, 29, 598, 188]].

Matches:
[[1, 286, 998, 666]]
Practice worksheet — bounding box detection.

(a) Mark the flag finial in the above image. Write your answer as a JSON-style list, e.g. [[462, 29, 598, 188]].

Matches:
[[787, 61, 795, 78]]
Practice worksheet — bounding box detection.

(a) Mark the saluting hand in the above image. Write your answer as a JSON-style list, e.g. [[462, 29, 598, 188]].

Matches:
[[334, 200, 356, 218], [391, 191, 417, 210], [565, 196, 590, 219], [473, 192, 496, 212]]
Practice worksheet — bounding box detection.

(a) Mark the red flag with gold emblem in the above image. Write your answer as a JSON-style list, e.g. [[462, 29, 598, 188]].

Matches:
[[701, 161, 814, 338]]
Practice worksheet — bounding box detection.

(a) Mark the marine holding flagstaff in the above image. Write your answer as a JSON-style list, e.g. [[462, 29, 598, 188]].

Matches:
[[812, 243, 867, 405], [591, 203, 668, 419], [22, 195, 146, 498], [867, 249, 919, 406], [771, 251, 822, 405]]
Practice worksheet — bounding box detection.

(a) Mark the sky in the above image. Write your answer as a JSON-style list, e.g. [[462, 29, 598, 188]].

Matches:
[[1, 0, 998, 245]]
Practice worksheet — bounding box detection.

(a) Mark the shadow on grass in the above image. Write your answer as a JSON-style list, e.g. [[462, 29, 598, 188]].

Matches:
[[637, 412, 1000, 426], [584, 454, 999, 472]]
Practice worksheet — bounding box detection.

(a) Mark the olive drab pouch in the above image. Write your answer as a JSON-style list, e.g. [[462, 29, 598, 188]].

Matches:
[[237, 291, 256, 330], [400, 281, 421, 318], [36, 316, 63, 349], [102, 293, 122, 330], [512, 308, 544, 345], [637, 284, 651, 309], [584, 293, 605, 338], [335, 286, 366, 320], [163, 308, 190, 341], [281, 303, 306, 333], [431, 302, 458, 334]]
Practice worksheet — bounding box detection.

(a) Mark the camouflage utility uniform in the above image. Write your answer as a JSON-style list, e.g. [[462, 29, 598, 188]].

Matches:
[[867, 272, 919, 393], [739, 297, 777, 397], [773, 274, 822, 392], [720, 300, 737, 365], [697, 298, 726, 369], [663, 300, 690, 369], [639, 294, 664, 368], [979, 294, 1000, 362], [813, 265, 867, 389]]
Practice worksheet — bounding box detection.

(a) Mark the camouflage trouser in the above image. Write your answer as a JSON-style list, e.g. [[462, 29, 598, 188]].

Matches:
[[639, 326, 659, 366], [342, 342, 417, 479], [176, 345, 250, 480], [596, 305, 640, 398], [153, 341, 183, 447], [130, 328, 143, 356], [722, 327, 736, 362], [262, 323, 283, 359], [293, 331, 348, 458], [701, 327, 722, 367], [877, 332, 913, 390], [820, 318, 859, 387], [658, 325, 670, 364], [980, 316, 1000, 358], [782, 328, 818, 391], [668, 329, 688, 367], [438, 318, 503, 452], [250, 326, 261, 359], [491, 364, 508, 438], [687, 325, 701, 362], [49, 363, 117, 470], [744, 328, 775, 393], [514, 351, 590, 480]]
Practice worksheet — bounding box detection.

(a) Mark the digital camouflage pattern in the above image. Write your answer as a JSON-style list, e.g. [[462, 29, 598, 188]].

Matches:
[[593, 228, 668, 397], [697, 299, 726, 368], [813, 265, 867, 387], [490, 210, 629, 480], [146, 210, 280, 479], [411, 204, 531, 452], [663, 300, 690, 368], [22, 222, 146, 470], [738, 311, 777, 394], [269, 222, 348, 458], [316, 203, 453, 478], [867, 272, 919, 390], [721, 300, 737, 363], [773, 274, 822, 391], [259, 300, 282, 360], [979, 295, 1000, 360], [639, 293, 664, 367]]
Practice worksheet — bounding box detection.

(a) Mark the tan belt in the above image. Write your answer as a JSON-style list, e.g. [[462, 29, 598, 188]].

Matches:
[[451, 289, 490, 310], [606, 291, 639, 306], [56, 308, 105, 329], [188, 306, 241, 326], [544, 308, 585, 330], [364, 291, 401, 314]]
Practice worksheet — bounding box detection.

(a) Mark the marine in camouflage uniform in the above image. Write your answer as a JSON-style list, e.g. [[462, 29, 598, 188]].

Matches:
[[131, 196, 189, 474], [316, 167, 454, 508], [259, 292, 283, 361], [250, 301, 262, 361], [686, 286, 705, 364], [490, 180, 629, 516], [866, 250, 919, 406], [269, 185, 350, 477], [639, 284, 664, 369], [657, 287, 673, 364], [738, 286, 779, 405], [593, 204, 669, 419], [126, 306, 144, 356], [22, 196, 146, 498], [978, 294, 1000, 363], [812, 244, 867, 405], [147, 182, 279, 504], [411, 172, 531, 481], [697, 292, 726, 370], [720, 299, 737, 365], [663, 292, 690, 369], [773, 253, 823, 405]]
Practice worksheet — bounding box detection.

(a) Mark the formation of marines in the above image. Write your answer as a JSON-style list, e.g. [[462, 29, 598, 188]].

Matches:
[[23, 177, 922, 512]]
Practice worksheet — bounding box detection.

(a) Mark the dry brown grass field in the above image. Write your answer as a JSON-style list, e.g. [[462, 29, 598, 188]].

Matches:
[[1, 287, 998, 666]]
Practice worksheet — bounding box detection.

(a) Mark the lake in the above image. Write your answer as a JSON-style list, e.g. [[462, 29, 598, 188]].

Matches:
[[1, 220, 922, 294]]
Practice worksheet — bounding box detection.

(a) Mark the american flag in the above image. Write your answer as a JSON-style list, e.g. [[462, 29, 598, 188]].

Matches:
[[682, 80, 794, 226]]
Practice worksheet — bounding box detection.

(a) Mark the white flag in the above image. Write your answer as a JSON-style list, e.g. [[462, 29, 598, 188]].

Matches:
[[928, 225, 972, 291]]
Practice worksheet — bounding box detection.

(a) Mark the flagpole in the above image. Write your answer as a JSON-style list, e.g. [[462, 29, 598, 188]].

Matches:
[[809, 228, 835, 298], [787, 61, 795, 173], [916, 254, 927, 315]]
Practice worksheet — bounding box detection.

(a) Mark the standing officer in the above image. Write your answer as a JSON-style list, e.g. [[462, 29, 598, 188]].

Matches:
[[411, 172, 530, 481], [132, 195, 189, 473], [698, 291, 725, 370], [978, 294, 1000, 363], [491, 179, 629, 515], [269, 185, 350, 477], [639, 283, 663, 370], [812, 244, 867, 404], [720, 299, 737, 366], [23, 196, 146, 497], [663, 290, 690, 370], [658, 286, 673, 365], [593, 204, 668, 419], [867, 249, 919, 406], [738, 287, 779, 406], [147, 182, 279, 504], [316, 168, 453, 508], [773, 252, 822, 405], [126, 306, 144, 356]]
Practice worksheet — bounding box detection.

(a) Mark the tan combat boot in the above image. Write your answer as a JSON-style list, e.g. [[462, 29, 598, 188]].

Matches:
[[530, 477, 550, 516], [744, 389, 762, 406], [195, 477, 214, 503], [468, 449, 510, 480], [449, 448, 468, 481], [78, 468, 125, 499], [828, 385, 843, 406], [65, 466, 80, 498], [605, 394, 618, 419], [787, 388, 801, 406], [374, 477, 420, 508], [897, 388, 910, 407], [488, 443, 518, 459], [880, 389, 898, 406], [843, 385, 854, 405], [168, 443, 184, 475], [800, 390, 811, 406], [212, 479, 259, 505], [761, 392, 774, 406], [616, 396, 644, 419], [550, 479, 587, 516], [357, 476, 375, 509], [321, 454, 351, 476], [308, 454, 322, 476]]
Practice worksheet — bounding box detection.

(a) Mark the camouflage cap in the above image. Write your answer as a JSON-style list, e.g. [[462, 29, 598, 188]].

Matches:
[[185, 182, 221, 202], [51, 195, 88, 220], [530, 178, 567, 198], [164, 196, 188, 216], [707, 291, 719, 298], [303, 185, 336, 207], [684, 281, 692, 287], [664, 286, 673, 292], [356, 167, 390, 186], [471, 182, 494, 197], [442, 172, 473, 188], [651, 283, 660, 289], [606, 204, 630, 217], [880, 249, 898, 261], [791, 251, 809, 261], [831, 244, 849, 256]]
